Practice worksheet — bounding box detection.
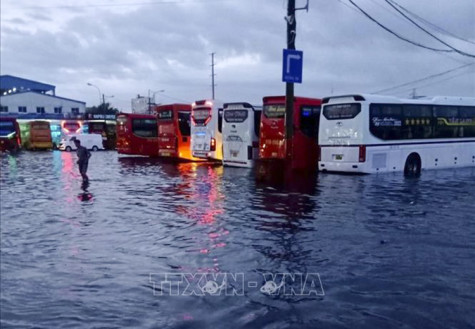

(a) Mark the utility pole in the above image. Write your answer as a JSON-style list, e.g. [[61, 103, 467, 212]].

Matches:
[[285, 0, 296, 159], [211, 52, 216, 100]]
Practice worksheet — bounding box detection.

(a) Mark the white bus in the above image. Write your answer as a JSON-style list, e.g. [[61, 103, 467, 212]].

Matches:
[[191, 99, 224, 161], [318, 94, 475, 175], [222, 102, 262, 168]]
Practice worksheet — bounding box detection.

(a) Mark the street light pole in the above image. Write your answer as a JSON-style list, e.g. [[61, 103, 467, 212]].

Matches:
[[87, 82, 102, 107], [148, 89, 165, 114]]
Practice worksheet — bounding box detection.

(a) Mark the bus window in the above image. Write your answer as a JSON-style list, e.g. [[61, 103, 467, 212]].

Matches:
[[132, 118, 158, 137], [192, 108, 211, 125], [323, 103, 361, 120], [300, 106, 321, 138], [218, 108, 223, 133], [0, 121, 15, 136], [369, 104, 402, 140], [178, 111, 191, 136], [458, 106, 475, 137], [224, 109, 248, 123], [254, 110, 261, 137], [434, 106, 460, 138], [263, 104, 285, 118], [402, 105, 433, 139]]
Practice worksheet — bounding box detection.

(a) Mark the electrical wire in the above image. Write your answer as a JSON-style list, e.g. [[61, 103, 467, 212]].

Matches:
[[392, 68, 475, 97], [385, 0, 475, 58], [25, 0, 234, 9], [347, 0, 453, 53], [387, 0, 475, 46], [372, 63, 474, 94]]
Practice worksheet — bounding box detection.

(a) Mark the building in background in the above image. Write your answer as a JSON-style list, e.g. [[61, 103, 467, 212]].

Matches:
[[131, 94, 151, 114], [0, 75, 86, 119]]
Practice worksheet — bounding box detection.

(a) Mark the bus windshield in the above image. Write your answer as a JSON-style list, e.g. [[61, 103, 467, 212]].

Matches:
[[323, 103, 361, 120], [263, 104, 285, 118], [224, 110, 248, 123], [0, 121, 15, 136], [31, 122, 50, 130], [192, 108, 211, 125], [132, 118, 158, 137]]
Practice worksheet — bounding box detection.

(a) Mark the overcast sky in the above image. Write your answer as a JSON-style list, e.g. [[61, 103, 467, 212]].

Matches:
[[1, 0, 474, 111]]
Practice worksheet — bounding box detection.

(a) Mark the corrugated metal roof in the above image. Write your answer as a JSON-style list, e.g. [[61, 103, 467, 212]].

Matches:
[[0, 75, 55, 93], [0, 90, 85, 105]]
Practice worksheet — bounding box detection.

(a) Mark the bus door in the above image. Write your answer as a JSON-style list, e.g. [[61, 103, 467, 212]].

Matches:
[[191, 100, 223, 161], [259, 96, 286, 160], [291, 99, 321, 170], [223, 102, 261, 167], [177, 109, 199, 161], [157, 108, 176, 157]]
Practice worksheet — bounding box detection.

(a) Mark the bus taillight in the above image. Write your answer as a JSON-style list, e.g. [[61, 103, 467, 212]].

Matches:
[[359, 145, 366, 162], [210, 138, 216, 151], [318, 146, 321, 162]]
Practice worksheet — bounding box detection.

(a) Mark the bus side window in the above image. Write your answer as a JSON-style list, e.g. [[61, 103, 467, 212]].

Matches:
[[369, 104, 402, 140], [254, 110, 262, 137], [218, 108, 223, 133], [434, 106, 459, 138], [459, 106, 475, 137], [402, 105, 432, 140]]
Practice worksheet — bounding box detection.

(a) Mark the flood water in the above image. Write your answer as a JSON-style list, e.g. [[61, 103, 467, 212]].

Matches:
[[1, 151, 474, 328]]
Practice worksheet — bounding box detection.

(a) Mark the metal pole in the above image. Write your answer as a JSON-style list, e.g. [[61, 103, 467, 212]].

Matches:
[[211, 52, 216, 100], [285, 0, 296, 159]]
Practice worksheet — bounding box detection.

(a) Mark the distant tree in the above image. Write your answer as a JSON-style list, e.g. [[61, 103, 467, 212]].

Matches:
[[86, 103, 119, 114]]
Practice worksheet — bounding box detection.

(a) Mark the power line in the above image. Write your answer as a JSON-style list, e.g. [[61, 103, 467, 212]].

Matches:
[[393, 68, 475, 97], [25, 0, 234, 9], [387, 1, 475, 46], [347, 0, 453, 53], [372, 63, 474, 94], [385, 0, 475, 58]]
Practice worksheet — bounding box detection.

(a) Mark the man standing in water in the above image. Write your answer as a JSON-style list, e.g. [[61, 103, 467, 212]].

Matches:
[[74, 138, 91, 181]]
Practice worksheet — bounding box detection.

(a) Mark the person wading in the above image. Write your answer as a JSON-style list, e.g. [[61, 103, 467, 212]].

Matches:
[[74, 138, 91, 181]]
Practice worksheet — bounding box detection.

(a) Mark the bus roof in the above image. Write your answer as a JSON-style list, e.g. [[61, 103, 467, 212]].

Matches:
[[263, 96, 322, 104], [117, 113, 156, 119], [322, 94, 475, 106], [223, 102, 262, 111], [154, 104, 192, 112]]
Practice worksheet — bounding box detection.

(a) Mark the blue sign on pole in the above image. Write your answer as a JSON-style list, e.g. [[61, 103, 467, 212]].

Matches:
[[282, 49, 303, 83]]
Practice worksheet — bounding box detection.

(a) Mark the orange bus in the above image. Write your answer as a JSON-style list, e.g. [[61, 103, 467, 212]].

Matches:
[[116, 113, 159, 156], [0, 117, 21, 152], [29, 120, 53, 150], [259, 96, 321, 170], [155, 104, 202, 161]]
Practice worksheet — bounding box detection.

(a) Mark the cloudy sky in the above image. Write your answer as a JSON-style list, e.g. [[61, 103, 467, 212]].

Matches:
[[1, 0, 474, 111]]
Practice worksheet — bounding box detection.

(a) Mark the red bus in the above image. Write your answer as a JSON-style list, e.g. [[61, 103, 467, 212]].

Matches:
[[116, 113, 159, 156], [155, 104, 202, 161], [0, 117, 21, 152], [259, 96, 322, 170]]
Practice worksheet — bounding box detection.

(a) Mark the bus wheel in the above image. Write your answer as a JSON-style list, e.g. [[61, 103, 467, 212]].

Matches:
[[66, 146, 72, 152], [404, 153, 421, 177], [92, 146, 99, 151]]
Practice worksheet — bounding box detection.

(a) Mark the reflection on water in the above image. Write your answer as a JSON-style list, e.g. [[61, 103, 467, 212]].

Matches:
[[1, 152, 475, 328]]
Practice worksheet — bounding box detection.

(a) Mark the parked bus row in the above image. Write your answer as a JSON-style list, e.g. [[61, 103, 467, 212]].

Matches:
[[0, 118, 116, 152], [116, 96, 323, 170], [116, 93, 474, 175]]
